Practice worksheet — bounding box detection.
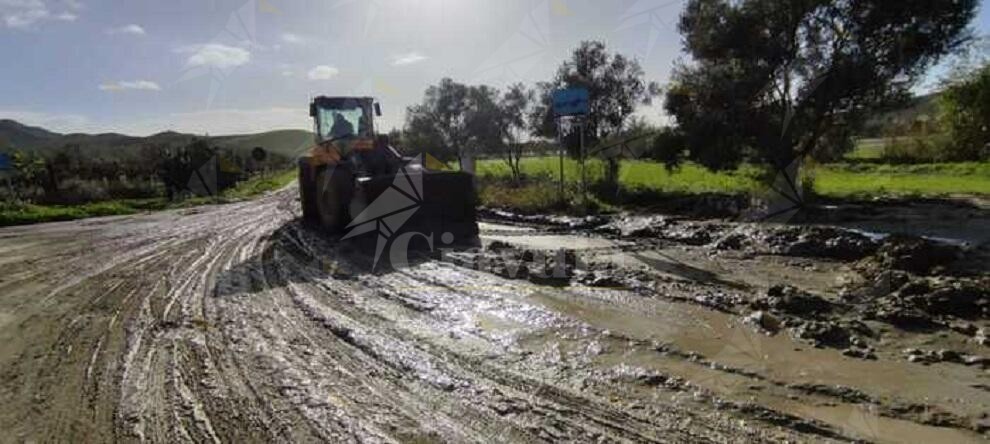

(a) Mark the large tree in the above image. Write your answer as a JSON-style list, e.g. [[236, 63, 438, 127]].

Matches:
[[664, 0, 976, 179], [532, 41, 659, 188], [404, 78, 470, 165], [404, 78, 503, 172]]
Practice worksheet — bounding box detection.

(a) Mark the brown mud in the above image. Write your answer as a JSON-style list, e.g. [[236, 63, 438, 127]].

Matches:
[[0, 187, 987, 442]]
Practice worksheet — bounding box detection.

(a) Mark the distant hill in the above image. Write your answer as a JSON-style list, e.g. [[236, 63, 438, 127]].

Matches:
[[0, 120, 313, 160], [214, 129, 314, 159], [0, 119, 61, 148], [861, 93, 940, 137]]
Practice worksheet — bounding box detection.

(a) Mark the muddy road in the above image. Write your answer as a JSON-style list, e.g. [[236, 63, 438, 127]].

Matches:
[[0, 188, 987, 443]]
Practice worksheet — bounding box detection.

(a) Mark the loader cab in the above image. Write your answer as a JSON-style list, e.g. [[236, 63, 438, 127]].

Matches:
[[310, 96, 380, 144]]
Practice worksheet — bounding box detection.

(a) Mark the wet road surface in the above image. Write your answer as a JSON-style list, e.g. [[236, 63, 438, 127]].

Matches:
[[0, 188, 986, 443]]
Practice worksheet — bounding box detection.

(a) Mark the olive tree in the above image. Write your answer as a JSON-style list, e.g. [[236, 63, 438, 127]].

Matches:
[[664, 0, 977, 197]]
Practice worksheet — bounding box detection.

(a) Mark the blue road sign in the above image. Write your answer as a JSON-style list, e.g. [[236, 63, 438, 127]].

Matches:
[[552, 87, 589, 116], [0, 153, 11, 171]]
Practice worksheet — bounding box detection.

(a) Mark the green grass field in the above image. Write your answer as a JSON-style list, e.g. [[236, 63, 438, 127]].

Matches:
[[0, 169, 296, 227], [813, 162, 990, 196], [477, 157, 766, 194], [476, 156, 990, 210]]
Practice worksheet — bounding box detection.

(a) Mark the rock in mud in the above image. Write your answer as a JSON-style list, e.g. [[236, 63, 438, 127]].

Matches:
[[690, 290, 744, 311], [758, 226, 878, 260], [778, 227, 879, 260], [744, 310, 782, 334], [789, 320, 851, 348], [840, 346, 877, 360], [869, 305, 940, 331], [597, 215, 675, 238], [867, 234, 962, 275], [751, 285, 833, 318], [575, 270, 626, 288], [876, 275, 990, 322], [660, 223, 716, 245], [711, 232, 750, 251], [903, 348, 988, 368], [486, 240, 513, 251], [915, 277, 990, 319]]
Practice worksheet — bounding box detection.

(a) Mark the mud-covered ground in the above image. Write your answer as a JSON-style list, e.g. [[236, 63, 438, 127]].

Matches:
[[0, 187, 987, 443]]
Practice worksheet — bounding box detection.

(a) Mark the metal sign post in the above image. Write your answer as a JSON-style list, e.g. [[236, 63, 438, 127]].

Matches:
[[551, 87, 590, 205], [578, 116, 586, 208], [556, 119, 564, 202]]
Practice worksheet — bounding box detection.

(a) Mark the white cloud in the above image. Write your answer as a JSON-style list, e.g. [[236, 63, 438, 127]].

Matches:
[[98, 80, 161, 92], [281, 70, 294, 77], [307, 65, 339, 80], [391, 52, 427, 66], [106, 23, 144, 36], [280, 32, 306, 44], [1, 0, 80, 28], [178, 43, 251, 69], [2, 0, 49, 28]]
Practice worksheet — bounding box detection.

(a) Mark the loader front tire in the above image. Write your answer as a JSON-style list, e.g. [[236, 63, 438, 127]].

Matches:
[[314, 166, 353, 232]]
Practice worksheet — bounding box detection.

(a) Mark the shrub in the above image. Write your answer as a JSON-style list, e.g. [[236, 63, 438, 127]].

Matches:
[[938, 63, 990, 161]]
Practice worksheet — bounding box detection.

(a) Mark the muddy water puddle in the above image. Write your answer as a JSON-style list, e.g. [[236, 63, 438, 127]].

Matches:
[[495, 287, 989, 442]]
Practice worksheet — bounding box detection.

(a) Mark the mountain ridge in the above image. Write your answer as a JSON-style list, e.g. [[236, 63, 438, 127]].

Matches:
[[0, 120, 314, 160]]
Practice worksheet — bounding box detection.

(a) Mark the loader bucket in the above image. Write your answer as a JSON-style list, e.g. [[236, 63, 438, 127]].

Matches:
[[342, 169, 479, 248]]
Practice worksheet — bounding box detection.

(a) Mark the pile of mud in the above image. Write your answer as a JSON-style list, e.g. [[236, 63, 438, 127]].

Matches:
[[597, 216, 883, 260], [740, 232, 987, 359], [443, 241, 581, 287], [478, 211, 988, 358]]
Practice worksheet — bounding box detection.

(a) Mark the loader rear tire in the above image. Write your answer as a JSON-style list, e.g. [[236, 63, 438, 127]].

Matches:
[[314, 166, 353, 232]]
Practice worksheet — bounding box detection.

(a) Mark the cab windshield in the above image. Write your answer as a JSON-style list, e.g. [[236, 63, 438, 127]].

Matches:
[[316, 100, 371, 141]]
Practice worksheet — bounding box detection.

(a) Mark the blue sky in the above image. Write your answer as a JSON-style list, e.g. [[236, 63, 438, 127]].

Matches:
[[1, 0, 988, 136]]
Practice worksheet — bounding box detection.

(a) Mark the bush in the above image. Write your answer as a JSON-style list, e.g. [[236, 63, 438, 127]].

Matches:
[[879, 134, 948, 163], [648, 127, 686, 167], [938, 63, 990, 161]]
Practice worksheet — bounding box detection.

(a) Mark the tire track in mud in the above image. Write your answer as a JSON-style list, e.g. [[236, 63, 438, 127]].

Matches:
[[1, 187, 933, 443]]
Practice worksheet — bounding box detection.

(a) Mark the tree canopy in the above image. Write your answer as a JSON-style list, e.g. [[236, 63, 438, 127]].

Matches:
[[938, 61, 990, 161], [663, 0, 977, 171], [404, 78, 504, 168], [532, 40, 659, 152]]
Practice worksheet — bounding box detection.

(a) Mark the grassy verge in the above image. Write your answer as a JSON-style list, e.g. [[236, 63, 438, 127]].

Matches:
[[813, 162, 990, 197], [478, 157, 764, 190], [477, 156, 990, 213], [0, 169, 296, 227]]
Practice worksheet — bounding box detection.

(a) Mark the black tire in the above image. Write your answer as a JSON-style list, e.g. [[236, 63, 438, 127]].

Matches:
[[298, 160, 317, 221], [314, 166, 353, 232]]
